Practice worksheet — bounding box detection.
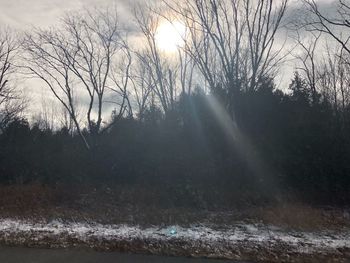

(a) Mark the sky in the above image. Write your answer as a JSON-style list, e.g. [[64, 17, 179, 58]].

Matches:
[[0, 0, 338, 121], [0, 0, 145, 121], [0, 0, 138, 29], [0, 0, 335, 29]]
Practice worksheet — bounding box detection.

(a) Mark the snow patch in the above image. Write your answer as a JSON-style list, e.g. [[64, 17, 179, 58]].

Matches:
[[0, 218, 349, 257]]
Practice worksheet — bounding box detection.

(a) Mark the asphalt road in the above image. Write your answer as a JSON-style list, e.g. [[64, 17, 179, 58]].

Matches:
[[0, 247, 241, 263]]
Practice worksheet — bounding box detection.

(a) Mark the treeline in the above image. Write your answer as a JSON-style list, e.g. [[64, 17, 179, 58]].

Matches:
[[0, 75, 349, 206], [1, 0, 350, 207]]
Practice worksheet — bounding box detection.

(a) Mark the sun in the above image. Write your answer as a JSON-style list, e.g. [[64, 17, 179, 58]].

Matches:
[[155, 20, 186, 53]]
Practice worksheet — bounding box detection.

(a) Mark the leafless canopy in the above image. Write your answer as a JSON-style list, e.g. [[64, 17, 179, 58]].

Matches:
[[0, 28, 25, 130], [133, 4, 195, 114], [23, 9, 130, 149], [303, 0, 350, 55], [295, 0, 350, 113], [162, 0, 288, 115]]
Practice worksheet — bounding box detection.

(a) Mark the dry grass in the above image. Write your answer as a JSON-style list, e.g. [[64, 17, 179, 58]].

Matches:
[[0, 184, 348, 231], [256, 203, 350, 231]]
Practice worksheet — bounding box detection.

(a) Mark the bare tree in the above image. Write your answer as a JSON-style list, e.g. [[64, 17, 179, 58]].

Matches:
[[133, 4, 195, 114], [163, 0, 288, 116], [293, 31, 322, 104], [292, 27, 350, 115], [317, 44, 350, 115], [32, 95, 56, 131], [31, 90, 82, 133], [0, 28, 25, 131], [108, 43, 134, 120], [129, 53, 154, 120], [22, 9, 129, 149], [295, 0, 350, 119], [303, 0, 350, 55]]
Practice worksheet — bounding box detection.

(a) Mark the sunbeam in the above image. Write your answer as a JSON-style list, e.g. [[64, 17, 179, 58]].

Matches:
[[204, 94, 275, 192]]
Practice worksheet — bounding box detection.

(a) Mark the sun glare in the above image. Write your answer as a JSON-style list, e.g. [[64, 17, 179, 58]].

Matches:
[[155, 20, 186, 53]]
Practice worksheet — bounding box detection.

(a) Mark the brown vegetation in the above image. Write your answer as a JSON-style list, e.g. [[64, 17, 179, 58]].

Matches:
[[0, 184, 348, 232]]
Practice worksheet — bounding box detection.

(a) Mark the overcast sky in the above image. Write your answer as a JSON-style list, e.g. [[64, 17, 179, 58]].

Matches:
[[0, 0, 339, 121], [0, 0, 145, 120], [0, 0, 336, 30], [0, 0, 139, 29]]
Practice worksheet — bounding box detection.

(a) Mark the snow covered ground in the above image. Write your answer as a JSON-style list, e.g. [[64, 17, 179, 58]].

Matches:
[[0, 218, 349, 262]]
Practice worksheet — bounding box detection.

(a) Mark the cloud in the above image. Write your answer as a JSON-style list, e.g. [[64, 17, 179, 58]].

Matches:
[[0, 0, 144, 118], [0, 0, 342, 119], [1, 0, 79, 29], [286, 0, 339, 24], [0, 0, 143, 30]]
